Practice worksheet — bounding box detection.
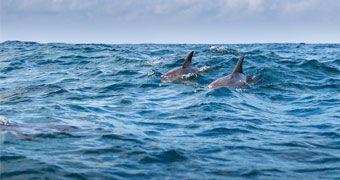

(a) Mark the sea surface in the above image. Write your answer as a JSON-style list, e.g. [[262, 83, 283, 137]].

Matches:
[[0, 41, 339, 179]]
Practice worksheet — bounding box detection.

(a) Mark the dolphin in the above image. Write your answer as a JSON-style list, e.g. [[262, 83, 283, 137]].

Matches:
[[0, 117, 76, 141], [161, 51, 199, 83], [207, 56, 253, 89]]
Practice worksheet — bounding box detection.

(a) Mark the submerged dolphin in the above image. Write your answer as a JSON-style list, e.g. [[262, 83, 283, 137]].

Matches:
[[161, 51, 199, 83], [0, 117, 76, 141], [207, 56, 253, 89]]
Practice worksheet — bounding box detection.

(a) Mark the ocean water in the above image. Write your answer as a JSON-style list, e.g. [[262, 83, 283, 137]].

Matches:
[[0, 41, 339, 179]]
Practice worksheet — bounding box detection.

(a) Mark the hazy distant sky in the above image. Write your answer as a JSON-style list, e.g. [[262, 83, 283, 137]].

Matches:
[[1, 0, 340, 43]]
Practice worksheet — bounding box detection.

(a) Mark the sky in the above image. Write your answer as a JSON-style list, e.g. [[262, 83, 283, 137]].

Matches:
[[1, 0, 340, 44]]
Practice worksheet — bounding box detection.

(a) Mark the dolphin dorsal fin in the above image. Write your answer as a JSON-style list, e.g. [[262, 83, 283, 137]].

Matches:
[[182, 51, 194, 68], [231, 56, 244, 76]]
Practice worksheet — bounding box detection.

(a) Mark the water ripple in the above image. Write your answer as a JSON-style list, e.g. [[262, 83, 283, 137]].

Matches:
[[1, 41, 340, 179]]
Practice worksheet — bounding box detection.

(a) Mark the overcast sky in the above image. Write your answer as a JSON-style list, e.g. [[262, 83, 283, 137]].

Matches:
[[1, 0, 340, 43]]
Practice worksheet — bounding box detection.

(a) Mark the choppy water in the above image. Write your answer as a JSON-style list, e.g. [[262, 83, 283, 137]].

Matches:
[[0, 41, 339, 179]]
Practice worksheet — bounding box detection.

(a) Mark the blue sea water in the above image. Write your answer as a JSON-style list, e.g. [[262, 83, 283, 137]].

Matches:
[[0, 41, 339, 179]]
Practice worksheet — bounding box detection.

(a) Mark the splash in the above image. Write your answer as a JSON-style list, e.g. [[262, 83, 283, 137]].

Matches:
[[209, 46, 229, 52]]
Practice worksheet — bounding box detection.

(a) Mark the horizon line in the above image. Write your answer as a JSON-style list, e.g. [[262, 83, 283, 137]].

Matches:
[[2, 39, 340, 45]]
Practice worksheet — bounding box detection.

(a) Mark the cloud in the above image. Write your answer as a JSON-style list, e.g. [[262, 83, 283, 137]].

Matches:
[[2, 0, 338, 20], [2, 0, 340, 43], [281, 0, 317, 14], [3, 0, 98, 12]]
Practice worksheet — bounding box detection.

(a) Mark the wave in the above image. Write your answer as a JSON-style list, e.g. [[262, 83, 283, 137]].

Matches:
[[1, 41, 340, 179]]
